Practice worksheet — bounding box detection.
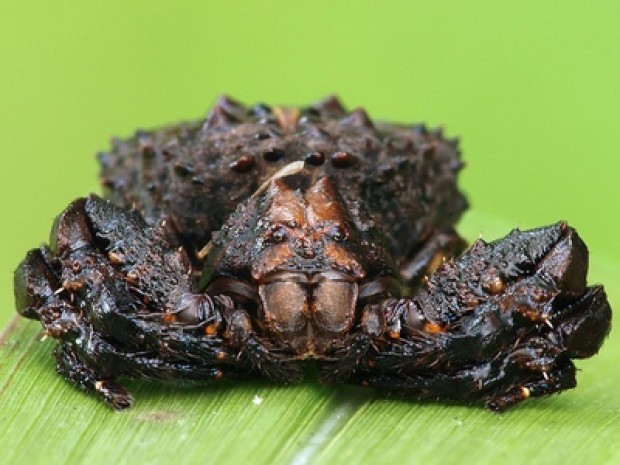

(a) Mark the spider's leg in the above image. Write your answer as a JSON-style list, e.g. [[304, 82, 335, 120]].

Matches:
[[398, 228, 466, 290], [14, 234, 136, 410], [65, 320, 241, 381], [224, 308, 302, 383], [42, 196, 236, 361], [550, 284, 611, 359], [55, 344, 134, 411], [485, 359, 577, 411], [367, 273, 592, 374], [80, 195, 301, 381], [47, 198, 237, 362], [479, 337, 578, 411], [15, 196, 287, 408], [54, 320, 245, 411], [318, 301, 390, 383], [14, 245, 77, 336], [395, 223, 608, 362], [319, 333, 373, 383], [80, 275, 246, 368], [481, 286, 609, 412], [350, 223, 610, 409], [352, 345, 577, 411]]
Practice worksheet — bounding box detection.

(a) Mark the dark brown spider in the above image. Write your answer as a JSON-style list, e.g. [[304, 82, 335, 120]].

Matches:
[[14, 96, 611, 410]]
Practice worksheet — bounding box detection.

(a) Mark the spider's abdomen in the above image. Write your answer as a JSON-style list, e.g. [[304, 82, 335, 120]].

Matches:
[[98, 95, 467, 262]]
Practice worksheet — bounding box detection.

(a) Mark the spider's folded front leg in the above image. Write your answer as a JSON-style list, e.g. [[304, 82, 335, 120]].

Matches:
[[85, 194, 301, 380], [14, 195, 298, 409], [352, 222, 611, 410]]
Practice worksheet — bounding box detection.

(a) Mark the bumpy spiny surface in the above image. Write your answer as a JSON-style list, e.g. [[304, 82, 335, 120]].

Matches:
[[98, 95, 466, 261]]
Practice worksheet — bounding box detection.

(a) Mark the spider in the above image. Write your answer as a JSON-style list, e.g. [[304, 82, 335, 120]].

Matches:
[[14, 96, 611, 410]]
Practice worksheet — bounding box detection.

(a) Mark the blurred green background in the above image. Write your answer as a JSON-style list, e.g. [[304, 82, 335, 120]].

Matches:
[[1, 1, 619, 327], [1, 2, 619, 464]]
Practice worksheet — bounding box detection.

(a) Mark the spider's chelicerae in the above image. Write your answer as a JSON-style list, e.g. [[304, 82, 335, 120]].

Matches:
[[14, 96, 611, 410]]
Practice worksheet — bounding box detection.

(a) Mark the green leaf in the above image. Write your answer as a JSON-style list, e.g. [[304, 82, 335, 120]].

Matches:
[[1, 211, 618, 465]]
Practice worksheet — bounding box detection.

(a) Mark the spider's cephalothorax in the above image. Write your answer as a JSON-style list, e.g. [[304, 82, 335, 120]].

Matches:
[[14, 96, 611, 410], [199, 174, 400, 357]]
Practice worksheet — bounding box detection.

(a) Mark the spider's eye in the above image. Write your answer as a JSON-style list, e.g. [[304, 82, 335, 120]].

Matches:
[[270, 225, 288, 243], [329, 225, 347, 242]]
